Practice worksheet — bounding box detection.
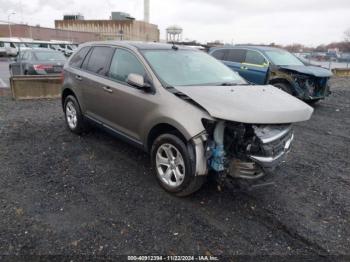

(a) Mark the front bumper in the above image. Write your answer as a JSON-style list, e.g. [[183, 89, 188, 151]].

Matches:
[[249, 133, 293, 168], [227, 125, 294, 180], [293, 77, 331, 100]]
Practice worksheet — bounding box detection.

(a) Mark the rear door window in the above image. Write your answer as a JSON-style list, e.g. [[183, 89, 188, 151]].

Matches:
[[244, 50, 267, 65], [211, 49, 227, 60], [226, 49, 246, 63], [69, 47, 91, 68], [108, 49, 146, 84], [85, 47, 114, 76], [22, 52, 30, 61]]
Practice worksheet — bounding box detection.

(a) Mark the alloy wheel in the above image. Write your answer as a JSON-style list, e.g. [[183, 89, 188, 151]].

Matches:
[[65, 101, 78, 129], [156, 143, 186, 188]]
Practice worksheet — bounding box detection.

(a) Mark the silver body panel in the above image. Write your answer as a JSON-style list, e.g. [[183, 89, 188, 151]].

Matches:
[[62, 41, 314, 177], [175, 85, 313, 124]]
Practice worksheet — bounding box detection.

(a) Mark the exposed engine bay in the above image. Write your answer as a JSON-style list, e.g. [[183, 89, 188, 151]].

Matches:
[[203, 120, 294, 180], [292, 74, 331, 99]]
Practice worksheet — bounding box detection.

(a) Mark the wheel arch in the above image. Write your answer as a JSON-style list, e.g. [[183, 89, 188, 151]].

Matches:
[[268, 77, 297, 95], [268, 77, 293, 87], [146, 123, 188, 153], [61, 88, 77, 109]]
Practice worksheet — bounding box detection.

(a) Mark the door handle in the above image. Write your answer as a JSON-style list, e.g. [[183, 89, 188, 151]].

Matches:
[[75, 75, 82, 81], [240, 66, 248, 70], [103, 86, 113, 93]]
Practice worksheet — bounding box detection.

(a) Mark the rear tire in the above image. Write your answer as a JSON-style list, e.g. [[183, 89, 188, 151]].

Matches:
[[63, 95, 87, 135], [151, 134, 206, 197], [273, 82, 293, 95]]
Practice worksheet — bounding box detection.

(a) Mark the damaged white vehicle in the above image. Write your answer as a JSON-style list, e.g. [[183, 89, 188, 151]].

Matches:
[[62, 42, 313, 197]]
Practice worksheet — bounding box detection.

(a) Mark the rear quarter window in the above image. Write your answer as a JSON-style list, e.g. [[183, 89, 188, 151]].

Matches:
[[69, 47, 91, 68]]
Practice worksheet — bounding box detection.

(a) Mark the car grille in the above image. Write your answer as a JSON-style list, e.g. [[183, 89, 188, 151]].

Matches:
[[253, 125, 293, 157]]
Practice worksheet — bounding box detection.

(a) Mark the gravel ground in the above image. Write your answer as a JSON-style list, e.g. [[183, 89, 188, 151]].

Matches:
[[0, 78, 349, 260]]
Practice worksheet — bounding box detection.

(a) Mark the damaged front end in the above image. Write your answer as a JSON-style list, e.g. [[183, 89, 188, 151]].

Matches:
[[203, 120, 293, 180], [292, 74, 331, 100]]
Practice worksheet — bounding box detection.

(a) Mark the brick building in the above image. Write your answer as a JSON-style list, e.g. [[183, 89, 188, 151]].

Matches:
[[0, 24, 100, 43]]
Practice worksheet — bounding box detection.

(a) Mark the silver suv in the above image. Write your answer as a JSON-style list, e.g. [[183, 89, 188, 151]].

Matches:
[[62, 41, 313, 196]]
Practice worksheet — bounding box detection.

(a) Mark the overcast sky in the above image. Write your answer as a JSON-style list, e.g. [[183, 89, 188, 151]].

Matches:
[[1, 0, 349, 46]]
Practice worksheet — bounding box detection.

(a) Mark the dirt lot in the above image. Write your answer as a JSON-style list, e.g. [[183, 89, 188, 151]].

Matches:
[[0, 78, 349, 260]]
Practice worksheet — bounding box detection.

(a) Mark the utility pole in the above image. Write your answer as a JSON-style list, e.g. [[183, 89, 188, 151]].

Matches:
[[8, 11, 16, 38]]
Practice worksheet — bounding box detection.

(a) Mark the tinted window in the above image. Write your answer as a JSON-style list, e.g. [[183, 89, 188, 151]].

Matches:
[[19, 51, 26, 60], [70, 47, 90, 68], [22, 52, 30, 61], [226, 49, 246, 63], [245, 50, 267, 65], [85, 47, 114, 76], [0, 42, 4, 47], [211, 49, 226, 60], [108, 49, 146, 83], [34, 51, 66, 61]]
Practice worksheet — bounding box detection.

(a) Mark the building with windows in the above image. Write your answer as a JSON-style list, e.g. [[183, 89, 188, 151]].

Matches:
[[55, 12, 159, 42]]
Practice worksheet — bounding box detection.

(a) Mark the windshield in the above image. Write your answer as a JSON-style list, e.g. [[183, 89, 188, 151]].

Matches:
[[142, 49, 247, 86], [34, 51, 66, 61], [265, 50, 304, 66]]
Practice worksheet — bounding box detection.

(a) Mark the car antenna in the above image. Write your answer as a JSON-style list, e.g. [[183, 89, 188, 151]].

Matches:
[[171, 41, 178, 50]]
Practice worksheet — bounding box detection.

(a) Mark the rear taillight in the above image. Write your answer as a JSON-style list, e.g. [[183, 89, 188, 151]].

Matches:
[[33, 64, 53, 71]]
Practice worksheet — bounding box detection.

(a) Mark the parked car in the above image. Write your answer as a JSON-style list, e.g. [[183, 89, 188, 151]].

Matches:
[[338, 53, 350, 63], [9, 49, 66, 75], [13, 42, 32, 52], [0, 41, 18, 56], [61, 42, 313, 196], [49, 43, 77, 57], [0, 41, 6, 57], [209, 46, 333, 103]]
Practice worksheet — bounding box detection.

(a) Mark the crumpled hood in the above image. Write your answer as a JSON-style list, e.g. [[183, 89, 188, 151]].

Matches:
[[175, 85, 314, 124], [279, 65, 333, 77]]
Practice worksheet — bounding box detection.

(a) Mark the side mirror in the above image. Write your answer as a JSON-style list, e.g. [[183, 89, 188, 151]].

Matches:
[[127, 73, 152, 92]]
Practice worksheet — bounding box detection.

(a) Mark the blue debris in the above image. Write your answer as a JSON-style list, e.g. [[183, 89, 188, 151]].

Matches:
[[209, 144, 226, 172]]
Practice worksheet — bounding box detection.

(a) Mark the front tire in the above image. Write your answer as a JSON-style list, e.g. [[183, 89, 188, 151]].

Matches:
[[307, 99, 321, 105], [63, 95, 86, 135], [151, 134, 206, 197], [273, 82, 293, 95]]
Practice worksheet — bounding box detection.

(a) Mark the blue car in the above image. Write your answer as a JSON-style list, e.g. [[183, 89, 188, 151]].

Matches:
[[209, 46, 333, 102]]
